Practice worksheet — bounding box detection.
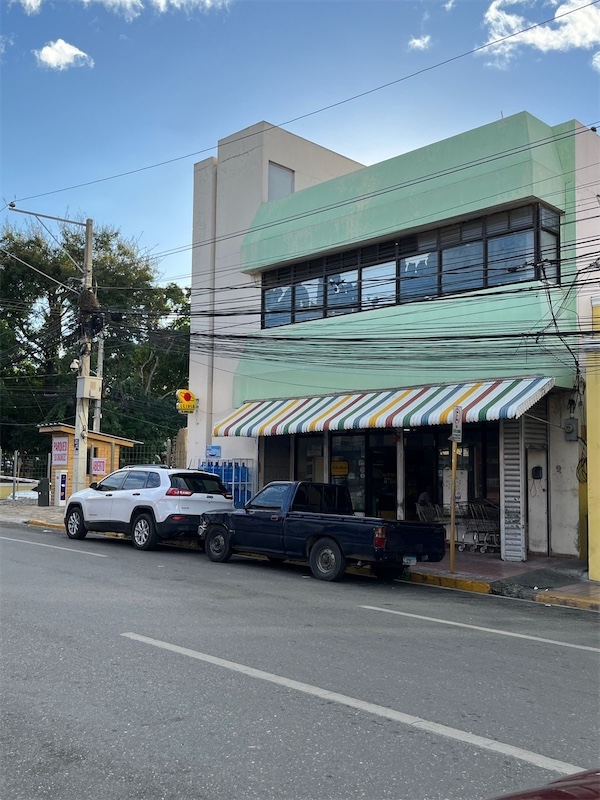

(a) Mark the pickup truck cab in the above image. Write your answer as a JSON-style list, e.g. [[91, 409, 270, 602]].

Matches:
[[199, 481, 445, 581]]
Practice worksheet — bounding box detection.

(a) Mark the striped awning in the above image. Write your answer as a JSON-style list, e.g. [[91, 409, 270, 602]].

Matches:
[[213, 376, 555, 438]]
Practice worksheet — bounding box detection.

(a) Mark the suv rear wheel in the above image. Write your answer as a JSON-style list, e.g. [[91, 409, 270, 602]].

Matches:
[[131, 513, 158, 551]]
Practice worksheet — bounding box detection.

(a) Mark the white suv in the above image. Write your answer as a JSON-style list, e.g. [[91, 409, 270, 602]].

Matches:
[[64, 466, 234, 550]]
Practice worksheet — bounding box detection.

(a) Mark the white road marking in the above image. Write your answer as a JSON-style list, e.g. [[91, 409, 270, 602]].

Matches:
[[361, 605, 600, 653], [0, 536, 108, 557], [122, 631, 584, 776]]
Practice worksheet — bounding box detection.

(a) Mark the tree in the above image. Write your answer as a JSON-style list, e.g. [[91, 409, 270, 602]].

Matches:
[[0, 220, 190, 461]]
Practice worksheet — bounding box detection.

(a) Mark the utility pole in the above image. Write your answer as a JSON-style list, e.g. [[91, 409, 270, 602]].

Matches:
[[73, 219, 94, 493]]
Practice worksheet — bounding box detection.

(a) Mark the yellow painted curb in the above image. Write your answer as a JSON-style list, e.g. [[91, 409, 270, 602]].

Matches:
[[26, 520, 63, 529], [409, 572, 491, 594]]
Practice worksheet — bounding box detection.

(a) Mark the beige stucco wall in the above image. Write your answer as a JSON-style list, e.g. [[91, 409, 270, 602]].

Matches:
[[187, 122, 363, 468]]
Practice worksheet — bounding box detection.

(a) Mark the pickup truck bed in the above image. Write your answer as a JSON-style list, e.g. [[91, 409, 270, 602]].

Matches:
[[199, 481, 445, 581]]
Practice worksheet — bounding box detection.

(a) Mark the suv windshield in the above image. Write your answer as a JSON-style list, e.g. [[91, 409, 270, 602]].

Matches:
[[170, 473, 228, 495]]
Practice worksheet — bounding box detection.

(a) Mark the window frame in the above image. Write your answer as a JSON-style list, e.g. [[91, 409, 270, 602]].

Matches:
[[260, 202, 561, 328]]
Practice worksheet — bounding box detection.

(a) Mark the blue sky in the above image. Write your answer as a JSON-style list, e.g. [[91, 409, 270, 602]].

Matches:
[[1, 0, 599, 287]]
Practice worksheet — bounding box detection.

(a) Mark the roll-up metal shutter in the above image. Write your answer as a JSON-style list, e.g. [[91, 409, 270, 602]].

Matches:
[[501, 418, 526, 561], [523, 399, 548, 450]]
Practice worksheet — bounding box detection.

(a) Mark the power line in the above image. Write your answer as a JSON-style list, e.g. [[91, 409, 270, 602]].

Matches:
[[12, 0, 599, 205]]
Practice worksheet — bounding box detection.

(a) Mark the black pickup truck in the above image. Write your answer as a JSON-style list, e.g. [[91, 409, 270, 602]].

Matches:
[[199, 481, 445, 581]]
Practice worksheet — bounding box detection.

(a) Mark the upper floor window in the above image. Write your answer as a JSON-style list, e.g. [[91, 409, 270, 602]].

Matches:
[[261, 203, 561, 327], [362, 262, 397, 309], [268, 162, 294, 201]]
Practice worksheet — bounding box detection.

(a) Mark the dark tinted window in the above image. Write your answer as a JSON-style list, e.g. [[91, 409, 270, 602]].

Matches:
[[122, 471, 148, 490], [97, 471, 127, 491], [170, 473, 228, 494], [249, 483, 289, 510], [291, 483, 354, 514], [147, 472, 162, 489], [323, 485, 353, 514]]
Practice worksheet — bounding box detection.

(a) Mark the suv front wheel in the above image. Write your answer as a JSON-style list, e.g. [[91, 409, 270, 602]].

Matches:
[[131, 513, 158, 551], [65, 506, 87, 540]]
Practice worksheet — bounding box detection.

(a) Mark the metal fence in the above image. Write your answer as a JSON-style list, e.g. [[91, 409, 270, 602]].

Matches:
[[0, 449, 49, 500]]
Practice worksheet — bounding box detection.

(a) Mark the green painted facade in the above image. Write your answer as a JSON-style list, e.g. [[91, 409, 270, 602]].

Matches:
[[233, 112, 578, 406]]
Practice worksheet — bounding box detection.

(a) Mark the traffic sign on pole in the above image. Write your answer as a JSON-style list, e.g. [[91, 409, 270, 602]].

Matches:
[[449, 405, 463, 442]]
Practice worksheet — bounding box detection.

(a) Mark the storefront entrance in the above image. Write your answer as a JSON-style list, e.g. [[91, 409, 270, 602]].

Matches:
[[329, 431, 397, 517]]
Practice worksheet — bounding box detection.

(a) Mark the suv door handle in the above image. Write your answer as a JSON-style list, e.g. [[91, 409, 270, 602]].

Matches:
[[105, 493, 113, 497], [133, 493, 141, 496], [270, 515, 280, 521]]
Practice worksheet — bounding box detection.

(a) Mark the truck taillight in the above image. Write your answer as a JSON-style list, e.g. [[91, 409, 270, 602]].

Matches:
[[373, 527, 387, 548], [166, 488, 193, 496]]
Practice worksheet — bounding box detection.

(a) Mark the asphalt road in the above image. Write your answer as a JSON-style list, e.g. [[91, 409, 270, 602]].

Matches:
[[1, 521, 598, 800]]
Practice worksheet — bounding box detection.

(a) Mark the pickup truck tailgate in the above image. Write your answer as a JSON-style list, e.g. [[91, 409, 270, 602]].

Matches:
[[382, 520, 446, 562]]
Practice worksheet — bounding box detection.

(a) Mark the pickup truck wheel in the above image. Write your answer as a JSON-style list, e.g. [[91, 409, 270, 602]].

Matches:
[[132, 513, 158, 551], [65, 506, 87, 540], [205, 526, 232, 563], [309, 538, 346, 581], [371, 565, 403, 581]]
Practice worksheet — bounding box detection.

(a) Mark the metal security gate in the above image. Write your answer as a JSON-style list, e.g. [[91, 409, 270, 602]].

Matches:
[[500, 418, 526, 561]]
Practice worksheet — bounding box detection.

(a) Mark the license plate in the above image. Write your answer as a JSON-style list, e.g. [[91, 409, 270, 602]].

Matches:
[[402, 556, 417, 565]]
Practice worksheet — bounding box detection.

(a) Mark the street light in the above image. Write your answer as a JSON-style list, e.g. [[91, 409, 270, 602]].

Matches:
[[9, 205, 95, 495]]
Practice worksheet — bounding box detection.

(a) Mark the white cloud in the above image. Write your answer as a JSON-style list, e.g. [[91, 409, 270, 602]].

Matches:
[[17, 0, 227, 19], [444, 0, 455, 10], [408, 34, 431, 50], [17, 0, 43, 13], [593, 51, 600, 71], [483, 0, 600, 66], [33, 39, 95, 70], [0, 34, 16, 56]]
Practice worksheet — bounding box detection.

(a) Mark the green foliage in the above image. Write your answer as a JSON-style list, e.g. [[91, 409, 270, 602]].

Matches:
[[0, 220, 190, 459]]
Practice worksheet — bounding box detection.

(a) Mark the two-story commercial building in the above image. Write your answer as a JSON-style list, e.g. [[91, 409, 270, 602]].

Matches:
[[187, 113, 599, 563]]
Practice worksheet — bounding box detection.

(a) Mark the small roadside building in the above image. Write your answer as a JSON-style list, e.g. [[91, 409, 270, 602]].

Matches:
[[38, 424, 138, 505]]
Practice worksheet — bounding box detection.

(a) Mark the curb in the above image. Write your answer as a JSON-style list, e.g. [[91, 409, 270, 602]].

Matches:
[[26, 519, 63, 529], [408, 569, 600, 612], [409, 571, 491, 594]]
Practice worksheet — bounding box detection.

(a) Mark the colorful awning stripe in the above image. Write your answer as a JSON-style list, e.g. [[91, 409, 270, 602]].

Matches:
[[213, 377, 555, 437]]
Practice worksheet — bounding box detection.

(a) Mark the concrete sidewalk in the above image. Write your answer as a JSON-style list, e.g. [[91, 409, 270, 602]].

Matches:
[[1, 500, 598, 611]]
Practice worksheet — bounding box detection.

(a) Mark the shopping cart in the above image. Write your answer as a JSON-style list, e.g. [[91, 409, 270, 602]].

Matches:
[[462, 502, 500, 553]]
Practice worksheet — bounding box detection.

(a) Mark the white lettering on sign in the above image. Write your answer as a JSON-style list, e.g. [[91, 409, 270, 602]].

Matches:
[[52, 437, 69, 465], [92, 458, 107, 476]]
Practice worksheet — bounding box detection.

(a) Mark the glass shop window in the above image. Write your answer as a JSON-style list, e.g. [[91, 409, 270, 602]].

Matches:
[[331, 433, 366, 513], [296, 435, 324, 482]]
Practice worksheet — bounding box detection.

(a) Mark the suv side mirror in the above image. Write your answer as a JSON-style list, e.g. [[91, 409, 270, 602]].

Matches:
[[90, 482, 98, 490]]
